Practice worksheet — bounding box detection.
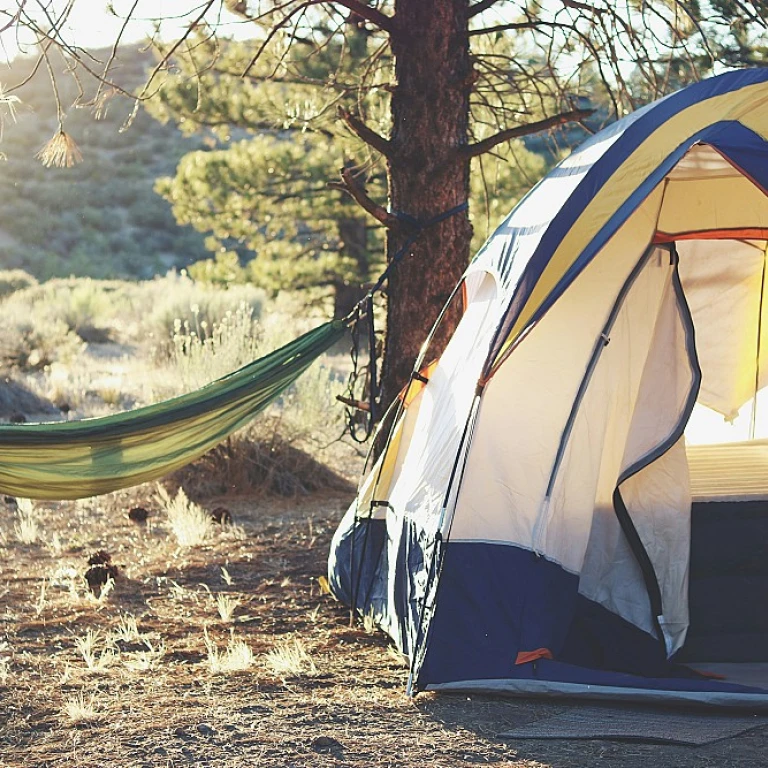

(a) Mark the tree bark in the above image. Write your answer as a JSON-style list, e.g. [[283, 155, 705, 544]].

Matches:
[[381, 0, 473, 407]]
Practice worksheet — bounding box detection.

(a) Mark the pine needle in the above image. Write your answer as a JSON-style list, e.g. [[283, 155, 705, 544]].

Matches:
[[36, 129, 83, 169]]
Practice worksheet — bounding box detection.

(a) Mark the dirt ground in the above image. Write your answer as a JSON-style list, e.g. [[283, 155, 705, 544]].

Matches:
[[1, 485, 768, 768]]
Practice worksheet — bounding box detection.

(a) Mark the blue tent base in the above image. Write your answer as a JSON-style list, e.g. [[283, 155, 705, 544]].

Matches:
[[688, 663, 768, 690]]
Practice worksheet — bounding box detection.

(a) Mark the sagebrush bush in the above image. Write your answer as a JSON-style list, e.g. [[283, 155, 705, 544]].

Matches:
[[160, 301, 263, 392], [142, 272, 265, 356], [1, 278, 133, 347], [0, 316, 81, 371], [0, 269, 37, 299]]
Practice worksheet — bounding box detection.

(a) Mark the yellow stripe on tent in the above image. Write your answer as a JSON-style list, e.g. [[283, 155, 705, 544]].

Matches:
[[493, 82, 768, 370]]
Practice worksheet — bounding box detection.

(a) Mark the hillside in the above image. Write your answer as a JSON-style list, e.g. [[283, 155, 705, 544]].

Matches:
[[0, 46, 210, 280]]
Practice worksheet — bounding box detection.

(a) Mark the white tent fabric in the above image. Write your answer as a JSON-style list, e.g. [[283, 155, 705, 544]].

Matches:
[[678, 238, 768, 418], [387, 272, 503, 529]]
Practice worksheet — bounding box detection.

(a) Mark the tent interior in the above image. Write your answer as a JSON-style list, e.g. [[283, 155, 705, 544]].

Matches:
[[574, 142, 768, 691]]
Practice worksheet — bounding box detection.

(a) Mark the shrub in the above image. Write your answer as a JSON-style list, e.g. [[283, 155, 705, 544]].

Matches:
[[143, 272, 264, 358], [0, 269, 37, 299]]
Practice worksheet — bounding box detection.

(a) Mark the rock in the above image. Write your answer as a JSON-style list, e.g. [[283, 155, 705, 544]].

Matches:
[[311, 736, 344, 754], [210, 507, 233, 525], [196, 723, 216, 737], [128, 507, 149, 524]]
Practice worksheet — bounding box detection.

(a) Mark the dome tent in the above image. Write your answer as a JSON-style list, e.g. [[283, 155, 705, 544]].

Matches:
[[328, 69, 768, 706]]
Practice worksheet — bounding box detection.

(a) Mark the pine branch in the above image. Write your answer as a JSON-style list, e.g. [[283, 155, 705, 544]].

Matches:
[[330, 167, 402, 230], [464, 109, 594, 158], [330, 0, 395, 33], [469, 21, 549, 35], [468, 0, 503, 18], [338, 107, 392, 156]]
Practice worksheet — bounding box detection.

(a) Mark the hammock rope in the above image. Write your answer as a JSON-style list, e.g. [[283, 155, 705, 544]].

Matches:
[[340, 200, 469, 441]]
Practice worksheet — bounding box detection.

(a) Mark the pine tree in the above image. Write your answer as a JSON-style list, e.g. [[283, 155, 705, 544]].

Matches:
[[7, 0, 767, 407]]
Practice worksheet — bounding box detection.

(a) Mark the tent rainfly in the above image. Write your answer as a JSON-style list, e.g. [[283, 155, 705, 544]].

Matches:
[[328, 69, 768, 706]]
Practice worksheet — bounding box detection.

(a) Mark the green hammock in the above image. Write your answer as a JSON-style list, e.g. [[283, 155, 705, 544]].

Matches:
[[0, 320, 346, 500]]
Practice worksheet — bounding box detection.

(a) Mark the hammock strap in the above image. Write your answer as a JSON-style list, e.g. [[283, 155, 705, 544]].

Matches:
[[342, 200, 469, 441]]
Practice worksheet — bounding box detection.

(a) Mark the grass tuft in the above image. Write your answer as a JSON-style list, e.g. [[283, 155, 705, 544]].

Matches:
[[215, 594, 241, 623], [204, 628, 254, 674], [157, 486, 213, 547], [14, 498, 40, 545], [62, 693, 100, 725], [75, 630, 116, 674], [264, 638, 318, 679], [110, 614, 142, 644], [123, 640, 166, 672]]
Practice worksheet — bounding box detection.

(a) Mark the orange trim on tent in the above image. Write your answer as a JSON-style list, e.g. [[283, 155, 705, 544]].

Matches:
[[654, 228, 768, 243], [401, 360, 439, 408], [515, 648, 554, 665], [690, 668, 728, 680]]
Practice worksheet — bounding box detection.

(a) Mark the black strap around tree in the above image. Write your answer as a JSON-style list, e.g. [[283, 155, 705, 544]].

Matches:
[[340, 200, 469, 442]]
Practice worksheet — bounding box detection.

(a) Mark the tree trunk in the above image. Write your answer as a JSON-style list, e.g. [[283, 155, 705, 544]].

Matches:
[[332, 280, 368, 320], [381, 0, 473, 407]]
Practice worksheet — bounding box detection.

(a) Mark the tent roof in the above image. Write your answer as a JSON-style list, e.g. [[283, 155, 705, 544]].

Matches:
[[469, 69, 768, 377]]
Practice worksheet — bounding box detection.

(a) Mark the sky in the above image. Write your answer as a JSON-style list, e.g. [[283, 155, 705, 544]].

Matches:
[[0, 0, 250, 62]]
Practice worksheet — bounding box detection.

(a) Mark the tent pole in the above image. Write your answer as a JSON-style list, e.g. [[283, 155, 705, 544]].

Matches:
[[750, 244, 768, 440]]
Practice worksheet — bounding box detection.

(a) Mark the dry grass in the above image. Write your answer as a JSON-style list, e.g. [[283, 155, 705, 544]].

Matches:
[[13, 498, 40, 544], [75, 630, 117, 674], [0, 490, 758, 768], [110, 614, 142, 644], [158, 486, 213, 547], [61, 693, 99, 725], [204, 628, 255, 674], [167, 430, 353, 499], [264, 637, 318, 679], [122, 640, 166, 672], [214, 593, 241, 623]]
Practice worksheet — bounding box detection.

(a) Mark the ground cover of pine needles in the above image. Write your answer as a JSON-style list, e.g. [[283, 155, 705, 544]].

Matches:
[[0, 482, 767, 768]]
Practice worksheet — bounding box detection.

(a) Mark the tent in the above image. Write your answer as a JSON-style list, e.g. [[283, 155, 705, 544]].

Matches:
[[328, 69, 768, 707]]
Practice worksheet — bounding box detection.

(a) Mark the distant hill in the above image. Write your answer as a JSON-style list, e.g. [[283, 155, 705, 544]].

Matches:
[[0, 46, 210, 280]]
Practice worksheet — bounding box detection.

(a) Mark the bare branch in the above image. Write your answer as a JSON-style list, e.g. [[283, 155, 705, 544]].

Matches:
[[468, 0, 503, 18], [242, 0, 393, 77], [330, 167, 401, 230], [330, 0, 394, 33], [0, 0, 25, 35], [470, 21, 550, 36], [95, 0, 141, 103], [338, 106, 391, 156], [464, 108, 594, 158], [138, 0, 218, 101], [561, 0, 607, 14]]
